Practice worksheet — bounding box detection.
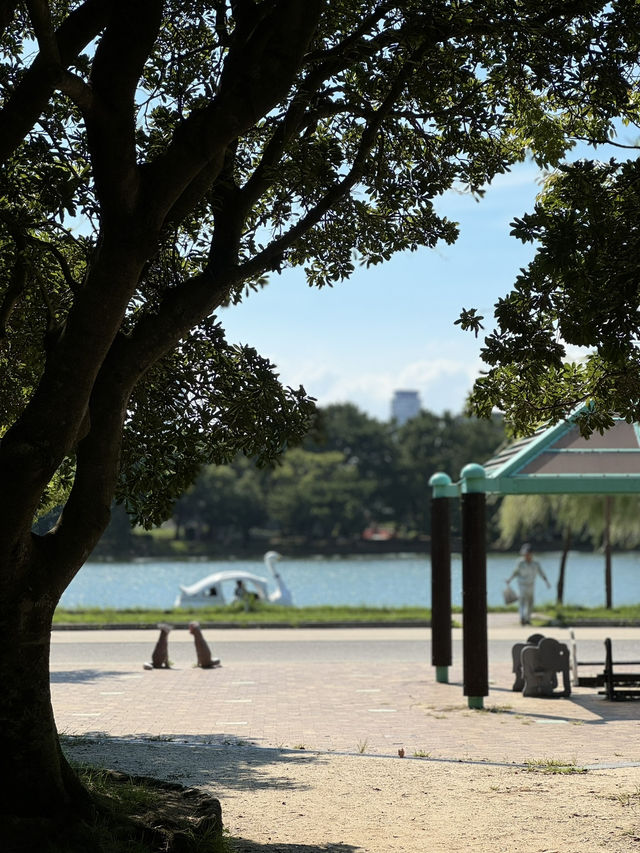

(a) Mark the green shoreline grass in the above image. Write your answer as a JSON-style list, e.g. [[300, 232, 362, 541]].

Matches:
[[52, 602, 640, 627], [539, 604, 640, 624], [53, 604, 434, 627]]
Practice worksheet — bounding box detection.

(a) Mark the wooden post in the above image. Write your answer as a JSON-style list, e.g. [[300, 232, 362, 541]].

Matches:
[[429, 473, 452, 683], [460, 464, 488, 709], [604, 495, 613, 609]]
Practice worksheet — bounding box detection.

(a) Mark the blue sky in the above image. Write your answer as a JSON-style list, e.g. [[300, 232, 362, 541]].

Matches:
[[220, 160, 542, 422], [220, 139, 629, 422]]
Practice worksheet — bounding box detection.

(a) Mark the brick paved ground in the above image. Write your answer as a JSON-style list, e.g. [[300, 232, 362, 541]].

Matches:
[[51, 619, 640, 768]]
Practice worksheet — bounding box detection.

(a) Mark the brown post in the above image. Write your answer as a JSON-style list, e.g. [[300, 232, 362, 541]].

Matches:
[[604, 495, 613, 609], [460, 464, 488, 709], [429, 473, 453, 683]]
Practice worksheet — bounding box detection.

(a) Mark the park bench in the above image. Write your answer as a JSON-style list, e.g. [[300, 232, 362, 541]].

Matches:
[[570, 634, 640, 701], [511, 634, 571, 698]]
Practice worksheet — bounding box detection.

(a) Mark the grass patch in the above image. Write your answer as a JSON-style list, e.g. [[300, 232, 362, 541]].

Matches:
[[53, 603, 432, 627], [613, 786, 640, 807], [52, 602, 640, 629], [524, 758, 587, 775], [9, 765, 231, 853], [538, 604, 640, 625]]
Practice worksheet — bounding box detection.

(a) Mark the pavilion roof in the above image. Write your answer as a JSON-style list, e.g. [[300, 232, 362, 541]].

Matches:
[[432, 410, 640, 496]]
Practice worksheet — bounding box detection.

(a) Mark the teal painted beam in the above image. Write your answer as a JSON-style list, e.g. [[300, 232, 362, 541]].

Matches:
[[430, 473, 640, 498], [484, 475, 640, 495], [546, 447, 640, 453]]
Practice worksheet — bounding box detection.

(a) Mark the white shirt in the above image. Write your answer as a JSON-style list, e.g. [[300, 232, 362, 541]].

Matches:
[[511, 558, 546, 589]]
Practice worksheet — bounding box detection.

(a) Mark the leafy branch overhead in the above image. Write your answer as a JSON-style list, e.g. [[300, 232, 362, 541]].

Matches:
[[2, 0, 640, 557], [456, 0, 640, 437], [465, 156, 640, 437]]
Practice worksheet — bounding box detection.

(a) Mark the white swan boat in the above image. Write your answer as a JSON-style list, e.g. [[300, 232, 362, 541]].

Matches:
[[174, 551, 293, 607]]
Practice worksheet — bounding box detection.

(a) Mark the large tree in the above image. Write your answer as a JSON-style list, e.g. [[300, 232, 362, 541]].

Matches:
[[266, 447, 373, 538], [173, 456, 268, 544], [461, 161, 640, 435], [305, 403, 398, 523], [2, 0, 639, 833]]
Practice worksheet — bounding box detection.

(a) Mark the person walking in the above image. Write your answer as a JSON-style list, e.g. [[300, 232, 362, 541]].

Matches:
[[507, 544, 550, 625]]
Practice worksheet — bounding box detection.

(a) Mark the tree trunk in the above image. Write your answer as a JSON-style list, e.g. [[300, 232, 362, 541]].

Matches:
[[604, 495, 613, 609], [556, 526, 571, 605], [0, 589, 92, 824]]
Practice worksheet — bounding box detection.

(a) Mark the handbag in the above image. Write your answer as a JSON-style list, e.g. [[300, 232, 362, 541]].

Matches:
[[503, 583, 518, 605]]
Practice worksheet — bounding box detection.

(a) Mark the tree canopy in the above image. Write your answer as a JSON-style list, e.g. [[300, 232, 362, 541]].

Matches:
[[458, 13, 640, 437], [124, 403, 504, 552], [2, 0, 640, 835]]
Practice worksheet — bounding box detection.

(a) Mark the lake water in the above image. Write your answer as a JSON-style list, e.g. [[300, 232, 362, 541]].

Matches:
[[58, 550, 640, 610]]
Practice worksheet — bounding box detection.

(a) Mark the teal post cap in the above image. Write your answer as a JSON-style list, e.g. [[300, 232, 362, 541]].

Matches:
[[460, 462, 486, 480], [460, 463, 486, 493], [429, 472, 452, 487], [429, 471, 454, 498]]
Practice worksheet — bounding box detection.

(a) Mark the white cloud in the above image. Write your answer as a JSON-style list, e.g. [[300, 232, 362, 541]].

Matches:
[[276, 353, 484, 420]]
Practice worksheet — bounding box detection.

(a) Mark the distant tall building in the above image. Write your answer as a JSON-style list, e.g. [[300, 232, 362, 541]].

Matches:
[[391, 390, 421, 425]]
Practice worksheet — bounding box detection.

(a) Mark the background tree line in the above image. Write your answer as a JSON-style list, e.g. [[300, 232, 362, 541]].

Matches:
[[97, 403, 640, 566], [96, 402, 505, 555]]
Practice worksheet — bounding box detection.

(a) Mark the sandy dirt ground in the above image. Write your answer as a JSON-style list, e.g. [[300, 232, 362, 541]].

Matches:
[[63, 737, 640, 853], [55, 622, 640, 851]]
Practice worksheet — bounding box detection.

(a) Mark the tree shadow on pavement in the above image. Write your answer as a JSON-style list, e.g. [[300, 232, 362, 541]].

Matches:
[[51, 669, 129, 683], [231, 842, 359, 853], [61, 735, 327, 792], [562, 692, 640, 722]]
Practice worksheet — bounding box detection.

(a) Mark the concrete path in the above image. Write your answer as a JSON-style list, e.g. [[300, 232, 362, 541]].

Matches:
[[51, 615, 640, 768]]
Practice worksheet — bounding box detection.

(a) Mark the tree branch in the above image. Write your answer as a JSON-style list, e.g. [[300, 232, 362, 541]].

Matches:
[[0, 0, 111, 165], [306, 0, 400, 63], [25, 0, 61, 65], [85, 0, 163, 218], [140, 0, 325, 229], [170, 12, 409, 257], [102, 50, 422, 386], [162, 27, 354, 234], [0, 229, 150, 507], [29, 235, 81, 295], [236, 54, 418, 280], [44, 371, 129, 590], [0, 0, 19, 38], [58, 70, 94, 113], [569, 134, 640, 150], [0, 220, 27, 345], [45, 270, 227, 577], [158, 3, 417, 234]]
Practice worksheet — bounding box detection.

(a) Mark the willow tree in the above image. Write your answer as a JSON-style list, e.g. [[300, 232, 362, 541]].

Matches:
[[498, 494, 640, 606], [2, 0, 639, 836]]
